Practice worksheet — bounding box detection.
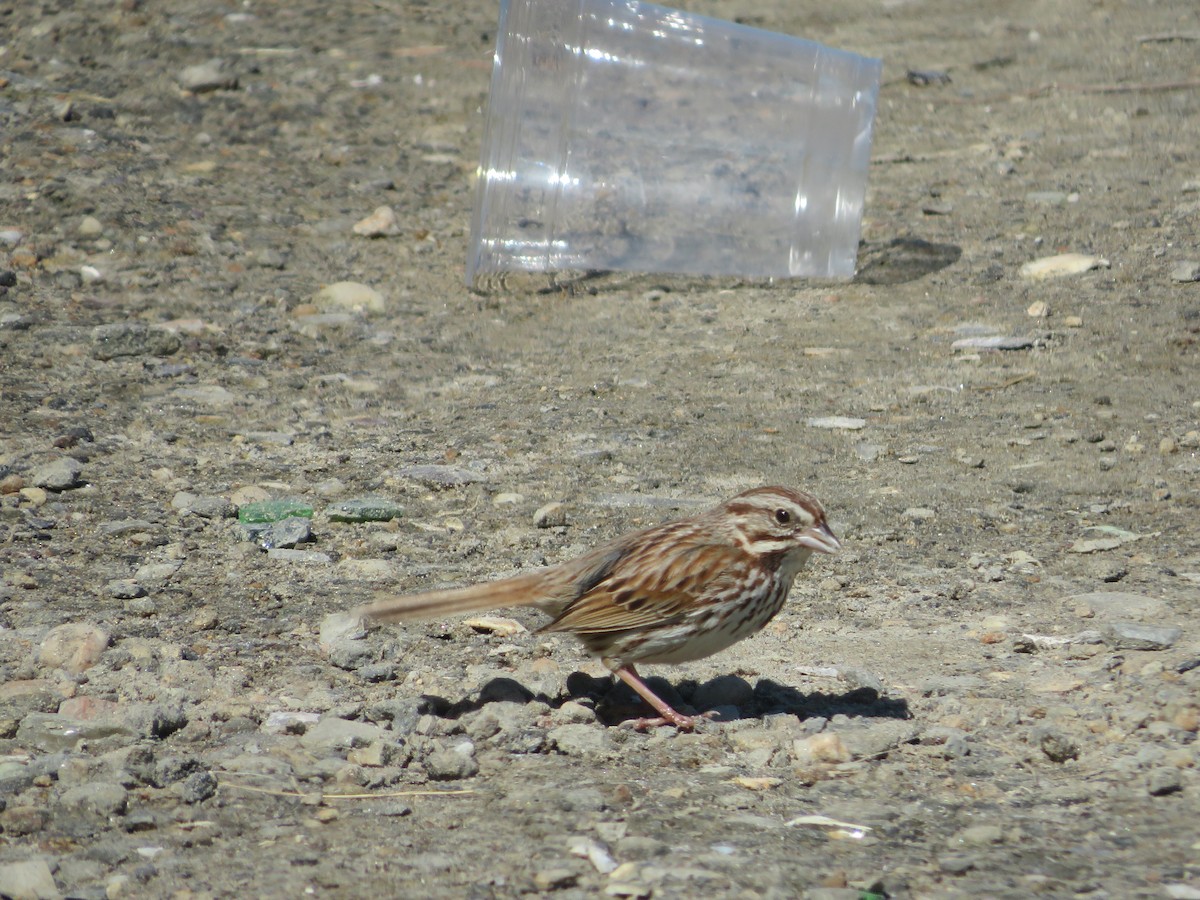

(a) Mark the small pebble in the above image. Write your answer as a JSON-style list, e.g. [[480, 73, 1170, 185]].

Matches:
[[1102, 622, 1181, 651], [425, 744, 479, 780], [807, 416, 867, 430], [1070, 535, 1124, 553], [312, 281, 385, 314], [1026, 191, 1068, 205], [954, 451, 984, 468], [125, 702, 189, 739], [178, 58, 238, 92], [347, 740, 400, 767], [91, 322, 181, 360], [606, 883, 652, 899], [533, 869, 579, 891], [326, 638, 375, 671], [107, 578, 146, 599], [31, 457, 84, 491], [242, 431, 294, 447], [258, 516, 313, 549], [907, 68, 952, 86], [78, 215, 104, 237], [124, 596, 158, 616], [1020, 253, 1109, 279], [839, 667, 884, 693], [854, 443, 884, 462], [352, 205, 400, 237], [792, 734, 851, 765], [952, 335, 1035, 351], [38, 623, 110, 673], [179, 770, 218, 803], [0, 858, 59, 899], [464, 616, 527, 636], [136, 561, 183, 583], [1170, 261, 1200, 283], [1147, 767, 1183, 796], [534, 501, 567, 528], [568, 836, 619, 874], [1034, 726, 1080, 762]]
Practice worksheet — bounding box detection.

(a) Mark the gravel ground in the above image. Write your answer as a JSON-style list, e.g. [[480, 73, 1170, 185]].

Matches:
[[1, 0, 1199, 898]]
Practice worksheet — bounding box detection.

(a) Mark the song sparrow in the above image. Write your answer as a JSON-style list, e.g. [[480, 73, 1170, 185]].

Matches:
[[355, 486, 839, 730]]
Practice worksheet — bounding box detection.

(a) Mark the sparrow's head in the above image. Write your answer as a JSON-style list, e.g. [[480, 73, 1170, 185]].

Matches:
[[722, 486, 841, 561]]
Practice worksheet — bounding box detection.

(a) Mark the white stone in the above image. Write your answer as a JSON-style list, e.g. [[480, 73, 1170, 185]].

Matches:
[[312, 281, 385, 314], [352, 205, 400, 237], [1020, 253, 1109, 279], [806, 416, 867, 430]]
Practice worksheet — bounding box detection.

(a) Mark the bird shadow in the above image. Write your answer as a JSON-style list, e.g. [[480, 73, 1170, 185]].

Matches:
[[585, 674, 911, 726], [738, 677, 911, 723], [422, 672, 909, 726]]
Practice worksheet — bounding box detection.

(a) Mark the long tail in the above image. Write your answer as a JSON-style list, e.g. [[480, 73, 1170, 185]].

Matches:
[[353, 572, 547, 623]]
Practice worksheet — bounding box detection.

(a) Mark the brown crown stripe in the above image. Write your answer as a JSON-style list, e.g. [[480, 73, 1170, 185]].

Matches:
[[723, 499, 819, 520]]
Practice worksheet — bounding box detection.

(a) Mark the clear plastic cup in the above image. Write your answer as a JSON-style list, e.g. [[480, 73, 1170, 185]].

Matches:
[[466, 0, 882, 285]]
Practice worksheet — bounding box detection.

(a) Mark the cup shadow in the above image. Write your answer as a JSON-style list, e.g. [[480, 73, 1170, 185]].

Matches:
[[852, 236, 963, 285]]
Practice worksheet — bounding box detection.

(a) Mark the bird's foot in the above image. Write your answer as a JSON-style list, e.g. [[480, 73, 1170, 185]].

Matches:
[[619, 709, 718, 731], [610, 663, 718, 731]]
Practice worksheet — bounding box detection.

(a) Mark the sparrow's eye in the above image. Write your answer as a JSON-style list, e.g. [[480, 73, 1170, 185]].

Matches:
[[774, 508, 791, 525]]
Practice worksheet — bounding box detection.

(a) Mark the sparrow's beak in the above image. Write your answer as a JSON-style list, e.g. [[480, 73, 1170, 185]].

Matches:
[[799, 521, 841, 555]]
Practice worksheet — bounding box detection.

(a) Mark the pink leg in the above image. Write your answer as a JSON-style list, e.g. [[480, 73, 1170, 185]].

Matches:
[[610, 663, 715, 731]]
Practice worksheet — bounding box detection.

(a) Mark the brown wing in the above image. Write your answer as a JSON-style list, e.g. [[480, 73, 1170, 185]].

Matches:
[[541, 536, 745, 636]]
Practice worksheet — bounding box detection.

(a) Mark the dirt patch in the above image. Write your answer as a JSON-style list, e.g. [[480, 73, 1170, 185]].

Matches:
[[1, 0, 1197, 897]]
